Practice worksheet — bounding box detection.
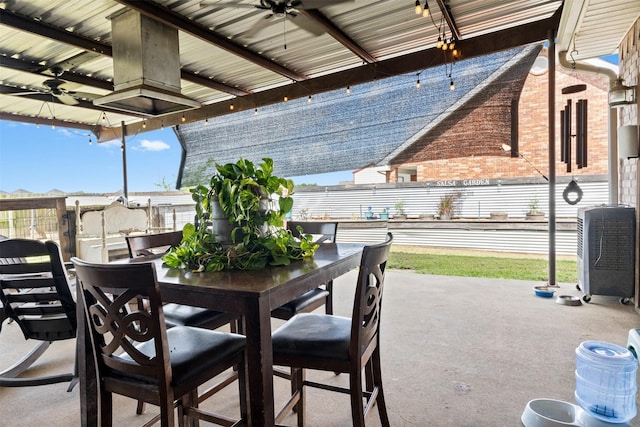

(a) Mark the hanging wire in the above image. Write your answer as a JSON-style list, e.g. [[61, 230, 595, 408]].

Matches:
[[283, 14, 287, 50]]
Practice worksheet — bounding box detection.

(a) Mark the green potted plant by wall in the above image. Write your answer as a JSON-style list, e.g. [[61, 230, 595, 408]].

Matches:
[[394, 200, 407, 219], [163, 158, 318, 272], [437, 191, 463, 220], [525, 194, 545, 220]]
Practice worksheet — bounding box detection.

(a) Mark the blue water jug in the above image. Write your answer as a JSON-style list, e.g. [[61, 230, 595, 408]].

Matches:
[[575, 340, 638, 423]]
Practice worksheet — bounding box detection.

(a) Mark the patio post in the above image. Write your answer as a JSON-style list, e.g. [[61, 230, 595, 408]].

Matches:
[[548, 29, 557, 286], [121, 121, 129, 206]]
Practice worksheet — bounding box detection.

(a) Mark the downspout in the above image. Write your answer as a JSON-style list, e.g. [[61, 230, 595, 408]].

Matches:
[[558, 50, 619, 204]]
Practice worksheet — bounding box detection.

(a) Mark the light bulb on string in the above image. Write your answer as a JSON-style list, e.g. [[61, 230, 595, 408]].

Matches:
[[181, 114, 186, 122], [229, 103, 234, 111], [436, 36, 442, 49], [283, 95, 288, 102], [450, 79, 455, 91], [414, 0, 422, 15], [205, 118, 209, 125], [422, 0, 429, 17], [416, 79, 421, 89], [307, 95, 312, 103], [254, 108, 258, 116], [346, 86, 351, 94], [142, 121, 146, 129]]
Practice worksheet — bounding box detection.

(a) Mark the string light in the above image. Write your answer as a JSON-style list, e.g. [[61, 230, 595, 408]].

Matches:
[[346, 86, 351, 94], [283, 95, 288, 102], [450, 79, 455, 91], [254, 108, 258, 116], [414, 0, 421, 15], [436, 36, 443, 49], [307, 95, 312, 103], [422, 0, 430, 17], [142, 120, 146, 129], [229, 103, 234, 111], [181, 114, 186, 122], [205, 118, 209, 125], [416, 78, 421, 89]]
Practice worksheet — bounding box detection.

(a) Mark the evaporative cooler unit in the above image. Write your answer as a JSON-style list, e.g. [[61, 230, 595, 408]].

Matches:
[[577, 205, 636, 303]]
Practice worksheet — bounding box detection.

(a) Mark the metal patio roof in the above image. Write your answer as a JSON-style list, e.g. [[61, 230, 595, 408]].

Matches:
[[0, 1, 637, 142]]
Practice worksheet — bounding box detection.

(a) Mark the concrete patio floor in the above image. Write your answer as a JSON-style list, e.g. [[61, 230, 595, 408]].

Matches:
[[1, 269, 639, 426]]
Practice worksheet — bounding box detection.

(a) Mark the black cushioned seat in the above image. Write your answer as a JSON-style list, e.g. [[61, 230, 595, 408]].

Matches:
[[270, 288, 330, 319], [119, 326, 245, 386], [162, 304, 236, 330], [272, 313, 350, 361]]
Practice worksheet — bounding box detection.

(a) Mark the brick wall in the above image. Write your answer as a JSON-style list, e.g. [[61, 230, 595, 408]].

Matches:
[[394, 49, 610, 182]]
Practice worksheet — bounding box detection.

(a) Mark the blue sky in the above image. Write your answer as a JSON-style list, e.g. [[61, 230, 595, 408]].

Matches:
[[0, 120, 352, 194]]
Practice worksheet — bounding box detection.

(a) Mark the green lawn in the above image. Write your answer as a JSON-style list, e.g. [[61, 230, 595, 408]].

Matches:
[[388, 250, 577, 283]]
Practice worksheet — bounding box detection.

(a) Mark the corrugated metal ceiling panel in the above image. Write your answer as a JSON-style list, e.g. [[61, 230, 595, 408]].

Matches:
[[5, 0, 635, 135]]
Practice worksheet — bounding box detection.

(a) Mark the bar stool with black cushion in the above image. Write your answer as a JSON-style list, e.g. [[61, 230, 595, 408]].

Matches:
[[72, 257, 247, 427], [126, 231, 239, 332], [272, 232, 393, 427], [126, 231, 242, 415], [271, 221, 338, 320]]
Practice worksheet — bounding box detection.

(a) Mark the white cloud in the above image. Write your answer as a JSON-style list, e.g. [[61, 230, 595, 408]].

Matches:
[[137, 139, 170, 152], [98, 138, 122, 149]]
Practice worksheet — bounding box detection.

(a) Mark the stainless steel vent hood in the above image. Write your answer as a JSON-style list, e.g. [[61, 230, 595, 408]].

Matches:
[[93, 9, 199, 116]]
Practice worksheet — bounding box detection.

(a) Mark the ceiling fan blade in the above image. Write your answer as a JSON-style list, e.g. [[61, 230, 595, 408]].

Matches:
[[56, 93, 79, 105], [66, 90, 101, 100], [0, 89, 42, 96], [200, 1, 260, 8], [295, 0, 354, 9], [289, 12, 325, 36], [245, 13, 275, 38]]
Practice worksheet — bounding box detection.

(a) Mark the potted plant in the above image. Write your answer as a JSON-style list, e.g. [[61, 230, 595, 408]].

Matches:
[[437, 191, 463, 220], [379, 207, 389, 220], [163, 158, 318, 272], [525, 194, 545, 220], [490, 212, 509, 220], [394, 200, 407, 219], [365, 206, 375, 220]]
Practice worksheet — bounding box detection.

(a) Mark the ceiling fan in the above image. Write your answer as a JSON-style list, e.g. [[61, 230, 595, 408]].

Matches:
[[9, 70, 101, 106], [201, 0, 354, 38]]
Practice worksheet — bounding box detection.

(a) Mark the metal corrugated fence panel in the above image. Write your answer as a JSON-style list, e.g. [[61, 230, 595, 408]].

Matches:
[[334, 223, 577, 255], [291, 180, 609, 220]]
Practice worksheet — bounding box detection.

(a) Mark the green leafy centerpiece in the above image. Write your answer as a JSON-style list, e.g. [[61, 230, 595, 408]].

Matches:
[[163, 158, 318, 272]]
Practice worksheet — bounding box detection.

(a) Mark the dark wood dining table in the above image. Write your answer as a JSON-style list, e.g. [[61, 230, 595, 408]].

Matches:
[[77, 242, 365, 426]]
